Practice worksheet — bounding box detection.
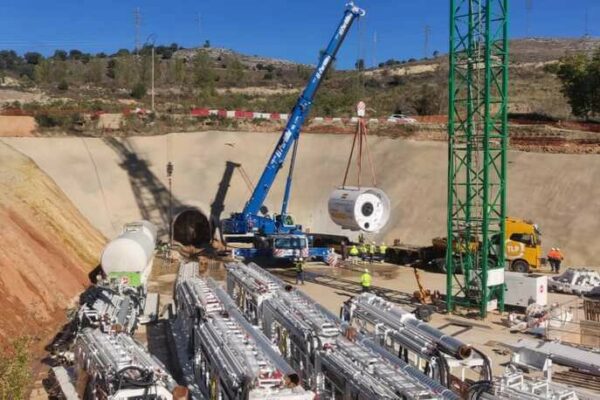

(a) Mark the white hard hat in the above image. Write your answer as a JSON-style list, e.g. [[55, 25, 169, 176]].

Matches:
[[551, 248, 556, 251], [364, 269, 369, 273], [556, 248, 560, 251]]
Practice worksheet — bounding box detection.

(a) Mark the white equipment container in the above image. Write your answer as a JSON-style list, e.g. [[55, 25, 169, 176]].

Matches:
[[328, 186, 391, 232], [100, 220, 157, 286], [504, 272, 548, 308]]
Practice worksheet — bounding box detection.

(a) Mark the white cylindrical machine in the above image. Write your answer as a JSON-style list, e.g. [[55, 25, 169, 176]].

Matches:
[[328, 187, 390, 232], [100, 220, 157, 286]]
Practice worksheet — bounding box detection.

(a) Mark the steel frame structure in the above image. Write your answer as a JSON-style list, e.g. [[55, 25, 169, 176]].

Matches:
[[446, 0, 509, 317]]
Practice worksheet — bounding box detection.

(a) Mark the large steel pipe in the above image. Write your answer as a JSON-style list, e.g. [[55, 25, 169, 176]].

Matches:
[[328, 186, 390, 232]]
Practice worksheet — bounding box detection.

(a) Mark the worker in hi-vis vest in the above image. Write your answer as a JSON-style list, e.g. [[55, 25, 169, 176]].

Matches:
[[368, 242, 376, 264], [378, 242, 387, 262], [349, 245, 360, 264], [294, 258, 305, 285], [360, 269, 372, 292]]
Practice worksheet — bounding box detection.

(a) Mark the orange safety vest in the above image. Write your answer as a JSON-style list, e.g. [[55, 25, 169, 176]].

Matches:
[[548, 250, 563, 260]]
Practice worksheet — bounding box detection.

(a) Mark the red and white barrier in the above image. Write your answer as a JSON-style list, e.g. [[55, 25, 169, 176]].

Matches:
[[191, 108, 289, 121], [188, 107, 443, 125]]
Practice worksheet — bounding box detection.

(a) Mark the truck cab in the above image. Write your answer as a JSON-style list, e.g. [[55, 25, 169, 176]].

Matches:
[[504, 217, 542, 272], [268, 233, 309, 260]]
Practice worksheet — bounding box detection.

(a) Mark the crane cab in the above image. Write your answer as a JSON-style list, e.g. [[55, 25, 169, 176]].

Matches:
[[274, 213, 300, 230]]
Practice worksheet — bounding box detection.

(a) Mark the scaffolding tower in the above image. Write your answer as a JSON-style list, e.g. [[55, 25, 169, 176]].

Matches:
[[446, 0, 509, 317]]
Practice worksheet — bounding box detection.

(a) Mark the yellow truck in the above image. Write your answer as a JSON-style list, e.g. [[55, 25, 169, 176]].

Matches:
[[458, 217, 543, 272], [503, 217, 542, 272], [387, 217, 543, 273]]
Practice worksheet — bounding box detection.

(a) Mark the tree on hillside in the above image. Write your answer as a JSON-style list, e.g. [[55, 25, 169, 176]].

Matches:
[[225, 57, 244, 85], [130, 82, 147, 99], [24, 52, 43, 65], [80, 53, 92, 64], [155, 45, 173, 60], [554, 50, 600, 119], [33, 60, 52, 83], [192, 50, 215, 95], [170, 57, 187, 88], [50, 60, 68, 84], [106, 58, 117, 79], [355, 58, 365, 71], [69, 49, 83, 60], [203, 40, 211, 48], [114, 48, 130, 57], [57, 80, 69, 91], [86, 58, 104, 84], [53, 49, 67, 61], [0, 50, 21, 71], [412, 84, 442, 115], [114, 56, 138, 88]]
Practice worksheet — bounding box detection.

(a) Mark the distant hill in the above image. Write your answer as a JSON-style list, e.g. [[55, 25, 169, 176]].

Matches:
[[0, 37, 598, 119], [174, 46, 306, 69]]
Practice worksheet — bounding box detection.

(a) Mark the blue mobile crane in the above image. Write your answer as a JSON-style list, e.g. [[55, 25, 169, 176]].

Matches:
[[221, 2, 365, 262]]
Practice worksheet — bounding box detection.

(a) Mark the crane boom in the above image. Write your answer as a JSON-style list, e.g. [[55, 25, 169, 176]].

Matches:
[[222, 2, 365, 237]]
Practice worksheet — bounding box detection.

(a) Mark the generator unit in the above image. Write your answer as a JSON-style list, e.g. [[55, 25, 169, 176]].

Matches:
[[504, 272, 548, 308]]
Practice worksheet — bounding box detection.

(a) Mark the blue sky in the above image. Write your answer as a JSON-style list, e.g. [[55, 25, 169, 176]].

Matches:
[[0, 0, 597, 69]]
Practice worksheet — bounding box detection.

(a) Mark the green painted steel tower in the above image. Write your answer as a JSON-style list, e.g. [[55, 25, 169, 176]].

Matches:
[[446, 0, 509, 318]]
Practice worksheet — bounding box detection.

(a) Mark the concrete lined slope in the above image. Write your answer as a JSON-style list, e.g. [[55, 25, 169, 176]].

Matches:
[[0, 142, 105, 342], [4, 131, 600, 265]]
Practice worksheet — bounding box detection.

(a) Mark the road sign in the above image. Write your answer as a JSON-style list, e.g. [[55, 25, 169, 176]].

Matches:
[[357, 101, 366, 117]]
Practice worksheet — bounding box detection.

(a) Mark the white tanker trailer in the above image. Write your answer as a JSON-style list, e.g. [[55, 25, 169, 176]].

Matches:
[[100, 220, 157, 288]]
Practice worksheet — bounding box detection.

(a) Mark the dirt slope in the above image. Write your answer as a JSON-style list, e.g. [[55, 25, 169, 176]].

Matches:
[[0, 142, 105, 343], [3, 131, 599, 266]]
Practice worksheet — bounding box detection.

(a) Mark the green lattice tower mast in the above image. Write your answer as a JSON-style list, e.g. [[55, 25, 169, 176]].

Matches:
[[446, 0, 508, 318]]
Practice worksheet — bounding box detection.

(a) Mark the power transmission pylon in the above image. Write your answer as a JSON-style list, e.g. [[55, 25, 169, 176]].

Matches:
[[525, 0, 533, 37], [446, 0, 509, 318], [134, 7, 141, 54], [424, 24, 431, 58]]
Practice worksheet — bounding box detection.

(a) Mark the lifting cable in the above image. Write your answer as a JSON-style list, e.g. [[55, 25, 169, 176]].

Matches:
[[236, 164, 255, 194], [341, 104, 377, 189]]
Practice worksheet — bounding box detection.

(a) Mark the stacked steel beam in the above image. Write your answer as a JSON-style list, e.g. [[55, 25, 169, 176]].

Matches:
[[174, 261, 314, 399], [226, 261, 460, 400]]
